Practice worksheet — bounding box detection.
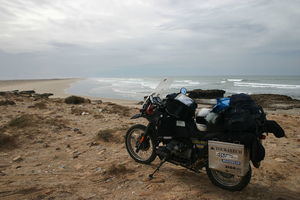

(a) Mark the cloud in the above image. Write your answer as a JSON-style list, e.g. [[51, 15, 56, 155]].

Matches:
[[0, 0, 163, 52], [0, 0, 299, 78]]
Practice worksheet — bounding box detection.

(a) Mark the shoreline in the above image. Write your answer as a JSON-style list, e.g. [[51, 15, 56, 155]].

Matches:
[[0, 78, 139, 106], [0, 78, 81, 98], [1, 78, 300, 109]]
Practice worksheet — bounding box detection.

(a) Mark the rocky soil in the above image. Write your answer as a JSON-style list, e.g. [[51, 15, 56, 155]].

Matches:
[[0, 92, 299, 200]]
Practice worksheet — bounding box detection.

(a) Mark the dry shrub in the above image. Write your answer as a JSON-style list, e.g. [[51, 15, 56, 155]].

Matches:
[[65, 96, 90, 104], [107, 164, 135, 176], [14, 98, 24, 102], [0, 133, 16, 148], [33, 102, 47, 109], [93, 114, 104, 119], [3, 115, 68, 149], [8, 114, 68, 130], [0, 100, 16, 106], [103, 103, 131, 117], [96, 127, 128, 143], [71, 107, 89, 115], [8, 114, 36, 128], [44, 118, 68, 129], [93, 100, 103, 104], [97, 129, 115, 142], [52, 98, 64, 104]]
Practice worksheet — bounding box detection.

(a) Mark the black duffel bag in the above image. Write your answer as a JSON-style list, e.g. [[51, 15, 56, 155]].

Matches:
[[165, 93, 197, 121], [223, 93, 266, 134]]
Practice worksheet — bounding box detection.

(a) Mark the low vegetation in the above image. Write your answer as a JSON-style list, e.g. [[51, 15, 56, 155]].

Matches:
[[65, 95, 90, 104], [0, 100, 16, 106], [8, 114, 36, 128], [93, 114, 104, 119], [0, 133, 16, 149], [106, 164, 135, 176], [96, 127, 128, 143], [103, 103, 131, 116], [96, 129, 115, 142], [71, 107, 90, 115], [7, 114, 68, 130], [33, 102, 47, 109]]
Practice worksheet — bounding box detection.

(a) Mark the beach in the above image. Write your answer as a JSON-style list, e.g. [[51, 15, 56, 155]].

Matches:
[[0, 79, 299, 200], [0, 79, 138, 107], [0, 79, 81, 98]]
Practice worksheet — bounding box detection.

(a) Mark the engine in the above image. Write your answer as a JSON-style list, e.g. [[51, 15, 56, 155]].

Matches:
[[157, 140, 192, 162]]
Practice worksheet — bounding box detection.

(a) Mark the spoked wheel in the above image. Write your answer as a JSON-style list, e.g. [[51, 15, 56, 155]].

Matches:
[[125, 124, 156, 164], [206, 165, 252, 191]]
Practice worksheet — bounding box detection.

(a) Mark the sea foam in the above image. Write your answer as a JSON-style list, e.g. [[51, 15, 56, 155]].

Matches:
[[234, 82, 300, 89]]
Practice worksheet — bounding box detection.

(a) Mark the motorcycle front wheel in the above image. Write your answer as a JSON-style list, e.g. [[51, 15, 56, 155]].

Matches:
[[125, 124, 157, 164], [206, 165, 252, 191]]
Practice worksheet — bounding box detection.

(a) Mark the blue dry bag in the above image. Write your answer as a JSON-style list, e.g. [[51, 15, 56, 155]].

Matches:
[[212, 97, 230, 113]]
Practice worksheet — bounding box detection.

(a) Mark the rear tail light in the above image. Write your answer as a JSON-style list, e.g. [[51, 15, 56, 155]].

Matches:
[[259, 135, 266, 140]]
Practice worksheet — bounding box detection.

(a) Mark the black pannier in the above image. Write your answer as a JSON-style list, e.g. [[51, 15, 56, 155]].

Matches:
[[165, 93, 197, 120]]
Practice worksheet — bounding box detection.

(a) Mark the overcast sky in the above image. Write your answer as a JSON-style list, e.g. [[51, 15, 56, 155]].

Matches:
[[0, 0, 299, 79]]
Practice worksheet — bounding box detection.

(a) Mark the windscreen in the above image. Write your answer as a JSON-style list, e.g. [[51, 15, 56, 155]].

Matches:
[[152, 78, 173, 97], [142, 78, 173, 106]]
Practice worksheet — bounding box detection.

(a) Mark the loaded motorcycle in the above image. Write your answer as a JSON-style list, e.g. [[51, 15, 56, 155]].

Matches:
[[125, 79, 285, 191]]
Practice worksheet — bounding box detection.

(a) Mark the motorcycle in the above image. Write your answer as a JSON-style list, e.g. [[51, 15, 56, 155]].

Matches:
[[125, 78, 284, 191]]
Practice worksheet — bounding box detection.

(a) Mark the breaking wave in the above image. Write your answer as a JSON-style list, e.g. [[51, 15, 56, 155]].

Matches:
[[234, 82, 300, 89], [67, 76, 300, 100], [227, 79, 243, 82]]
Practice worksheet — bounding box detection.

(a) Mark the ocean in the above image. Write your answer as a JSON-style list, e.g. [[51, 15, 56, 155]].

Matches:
[[67, 76, 300, 101]]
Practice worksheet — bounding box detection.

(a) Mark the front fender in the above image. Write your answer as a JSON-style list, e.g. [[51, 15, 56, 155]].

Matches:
[[131, 113, 142, 119]]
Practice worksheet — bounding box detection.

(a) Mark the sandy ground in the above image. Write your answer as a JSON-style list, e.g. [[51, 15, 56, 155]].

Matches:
[[0, 81, 299, 200]]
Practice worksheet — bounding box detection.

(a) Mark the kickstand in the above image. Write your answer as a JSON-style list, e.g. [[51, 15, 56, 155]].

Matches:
[[148, 158, 166, 180]]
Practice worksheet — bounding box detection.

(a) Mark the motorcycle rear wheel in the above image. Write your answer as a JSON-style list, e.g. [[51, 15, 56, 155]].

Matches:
[[125, 124, 157, 164], [206, 165, 252, 191]]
